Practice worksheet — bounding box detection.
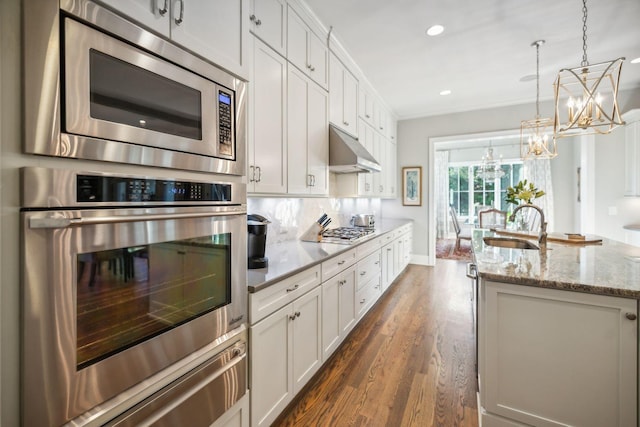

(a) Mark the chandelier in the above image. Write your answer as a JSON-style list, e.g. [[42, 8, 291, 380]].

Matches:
[[477, 144, 506, 180], [521, 40, 556, 159], [553, 0, 625, 138]]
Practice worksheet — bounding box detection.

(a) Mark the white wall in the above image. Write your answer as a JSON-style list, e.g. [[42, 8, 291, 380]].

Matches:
[[382, 88, 640, 263]]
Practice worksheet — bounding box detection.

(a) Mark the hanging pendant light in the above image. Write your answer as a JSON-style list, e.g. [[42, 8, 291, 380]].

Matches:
[[553, 0, 625, 137], [477, 142, 507, 181], [521, 40, 556, 159]]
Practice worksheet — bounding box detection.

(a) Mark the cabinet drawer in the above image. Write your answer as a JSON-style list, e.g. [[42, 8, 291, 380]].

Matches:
[[249, 265, 321, 324], [356, 273, 381, 319], [356, 250, 381, 289], [356, 236, 381, 259], [321, 248, 357, 282], [379, 231, 395, 246]]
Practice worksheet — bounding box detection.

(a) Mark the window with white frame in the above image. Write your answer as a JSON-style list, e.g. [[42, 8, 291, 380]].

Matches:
[[449, 161, 523, 223]]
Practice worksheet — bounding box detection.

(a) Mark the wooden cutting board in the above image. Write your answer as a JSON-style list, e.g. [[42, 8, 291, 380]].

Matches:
[[494, 229, 603, 245]]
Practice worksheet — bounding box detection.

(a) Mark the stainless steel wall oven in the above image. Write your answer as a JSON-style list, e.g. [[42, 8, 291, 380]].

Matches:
[[21, 167, 248, 426], [24, 0, 246, 175]]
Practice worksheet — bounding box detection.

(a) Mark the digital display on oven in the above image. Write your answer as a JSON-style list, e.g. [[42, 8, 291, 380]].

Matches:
[[77, 175, 232, 203], [218, 92, 231, 105]]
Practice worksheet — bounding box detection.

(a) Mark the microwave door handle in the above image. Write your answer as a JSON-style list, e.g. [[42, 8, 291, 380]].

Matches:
[[29, 209, 245, 229]]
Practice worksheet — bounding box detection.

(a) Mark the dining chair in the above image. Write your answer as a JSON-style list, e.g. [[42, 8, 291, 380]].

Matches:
[[450, 205, 473, 250], [478, 208, 508, 230]]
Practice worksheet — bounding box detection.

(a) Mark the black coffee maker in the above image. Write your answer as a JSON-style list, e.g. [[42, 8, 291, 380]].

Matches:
[[247, 214, 270, 269]]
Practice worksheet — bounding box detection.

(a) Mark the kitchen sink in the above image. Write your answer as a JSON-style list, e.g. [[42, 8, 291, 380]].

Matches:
[[483, 237, 539, 250]]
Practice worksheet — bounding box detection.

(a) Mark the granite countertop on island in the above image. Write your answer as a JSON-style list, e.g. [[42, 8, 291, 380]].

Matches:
[[247, 218, 412, 292], [472, 228, 640, 299]]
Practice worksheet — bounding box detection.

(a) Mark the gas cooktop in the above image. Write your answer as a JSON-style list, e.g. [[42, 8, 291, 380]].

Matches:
[[321, 226, 375, 244]]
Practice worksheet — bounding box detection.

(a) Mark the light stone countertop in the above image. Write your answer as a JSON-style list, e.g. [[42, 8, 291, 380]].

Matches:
[[247, 218, 412, 292], [472, 228, 640, 299]]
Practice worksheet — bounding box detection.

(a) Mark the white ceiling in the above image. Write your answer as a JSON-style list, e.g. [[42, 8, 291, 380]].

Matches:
[[303, 0, 640, 120]]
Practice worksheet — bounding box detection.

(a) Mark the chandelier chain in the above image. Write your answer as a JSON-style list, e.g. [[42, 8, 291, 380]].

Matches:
[[581, 0, 588, 67], [536, 42, 540, 118]]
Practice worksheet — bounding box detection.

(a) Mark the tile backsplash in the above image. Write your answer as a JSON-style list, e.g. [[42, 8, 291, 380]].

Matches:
[[247, 197, 381, 245]]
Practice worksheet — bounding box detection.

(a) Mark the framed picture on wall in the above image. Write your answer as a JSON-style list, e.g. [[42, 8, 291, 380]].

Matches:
[[402, 166, 422, 206]]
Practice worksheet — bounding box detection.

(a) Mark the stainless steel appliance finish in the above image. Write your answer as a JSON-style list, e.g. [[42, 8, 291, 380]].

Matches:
[[321, 226, 376, 244], [21, 167, 247, 427], [23, 0, 247, 175], [351, 214, 376, 227], [106, 340, 247, 426], [328, 125, 381, 173]]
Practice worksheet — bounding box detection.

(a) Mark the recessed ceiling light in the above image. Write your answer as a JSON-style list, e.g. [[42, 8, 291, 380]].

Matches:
[[440, 89, 451, 96], [631, 57, 640, 64], [426, 25, 444, 36]]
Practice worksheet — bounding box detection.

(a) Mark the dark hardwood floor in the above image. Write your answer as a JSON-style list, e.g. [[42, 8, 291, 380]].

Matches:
[[273, 260, 479, 427]]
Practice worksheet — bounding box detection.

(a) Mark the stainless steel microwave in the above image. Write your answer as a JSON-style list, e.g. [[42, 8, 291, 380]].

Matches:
[[24, 0, 247, 175]]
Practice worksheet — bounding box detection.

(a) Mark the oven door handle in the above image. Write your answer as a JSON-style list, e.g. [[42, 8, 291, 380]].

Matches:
[[29, 208, 245, 229]]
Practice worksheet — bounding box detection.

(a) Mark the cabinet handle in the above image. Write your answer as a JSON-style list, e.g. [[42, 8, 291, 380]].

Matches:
[[256, 166, 262, 182], [286, 284, 299, 293], [310, 65, 316, 71], [379, 185, 383, 192], [375, 261, 380, 265], [360, 298, 366, 304], [339, 280, 346, 286], [360, 271, 366, 276], [250, 14, 261, 25], [289, 314, 296, 321], [343, 121, 350, 126], [365, 114, 371, 118], [158, 0, 168, 16], [249, 165, 255, 183], [176, 250, 186, 255], [295, 311, 301, 318], [626, 313, 637, 320], [337, 260, 345, 265], [387, 248, 392, 252], [175, 0, 184, 25]]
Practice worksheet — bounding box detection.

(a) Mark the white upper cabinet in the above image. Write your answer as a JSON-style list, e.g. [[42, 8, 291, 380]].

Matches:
[[287, 66, 329, 196], [359, 84, 375, 126], [99, 0, 250, 79], [329, 52, 358, 137], [249, 37, 287, 194], [624, 110, 640, 197], [287, 6, 328, 89], [249, 0, 287, 56]]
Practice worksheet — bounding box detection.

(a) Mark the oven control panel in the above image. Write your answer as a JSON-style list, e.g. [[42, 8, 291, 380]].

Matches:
[[217, 90, 234, 157], [77, 175, 232, 203]]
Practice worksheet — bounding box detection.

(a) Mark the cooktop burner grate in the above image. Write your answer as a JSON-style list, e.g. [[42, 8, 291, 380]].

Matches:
[[321, 227, 375, 244]]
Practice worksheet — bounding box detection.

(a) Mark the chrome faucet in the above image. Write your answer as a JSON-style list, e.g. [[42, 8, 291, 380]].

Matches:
[[509, 203, 547, 248]]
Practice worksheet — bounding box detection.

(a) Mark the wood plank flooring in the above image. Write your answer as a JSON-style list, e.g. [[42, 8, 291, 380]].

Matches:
[[273, 261, 478, 427]]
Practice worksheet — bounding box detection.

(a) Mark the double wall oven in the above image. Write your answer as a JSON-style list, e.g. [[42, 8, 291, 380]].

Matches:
[[22, 0, 249, 425]]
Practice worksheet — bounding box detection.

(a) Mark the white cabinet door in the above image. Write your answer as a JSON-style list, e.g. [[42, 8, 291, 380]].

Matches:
[[292, 286, 322, 394], [307, 78, 329, 195], [170, 0, 249, 79], [250, 305, 293, 427], [385, 140, 397, 198], [287, 7, 328, 89], [98, 0, 170, 36], [287, 67, 328, 195], [481, 281, 637, 427], [329, 53, 358, 136], [250, 37, 287, 194], [625, 120, 640, 196], [321, 265, 356, 360], [359, 84, 374, 125], [249, 0, 286, 56], [357, 120, 374, 196], [381, 241, 395, 291]]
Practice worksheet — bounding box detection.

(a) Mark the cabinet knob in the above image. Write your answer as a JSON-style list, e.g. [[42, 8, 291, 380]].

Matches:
[[343, 121, 349, 126], [626, 313, 637, 320]]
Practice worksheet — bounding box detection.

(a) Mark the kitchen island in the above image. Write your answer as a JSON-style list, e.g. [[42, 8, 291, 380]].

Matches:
[[472, 229, 640, 427]]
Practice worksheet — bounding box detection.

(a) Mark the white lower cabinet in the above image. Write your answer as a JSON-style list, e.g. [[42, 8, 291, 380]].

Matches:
[[381, 241, 395, 292], [321, 264, 356, 360], [248, 225, 412, 426], [250, 286, 322, 427], [479, 280, 637, 427]]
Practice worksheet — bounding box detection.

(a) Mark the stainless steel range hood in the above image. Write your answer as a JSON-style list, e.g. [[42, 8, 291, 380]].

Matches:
[[329, 125, 381, 173]]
